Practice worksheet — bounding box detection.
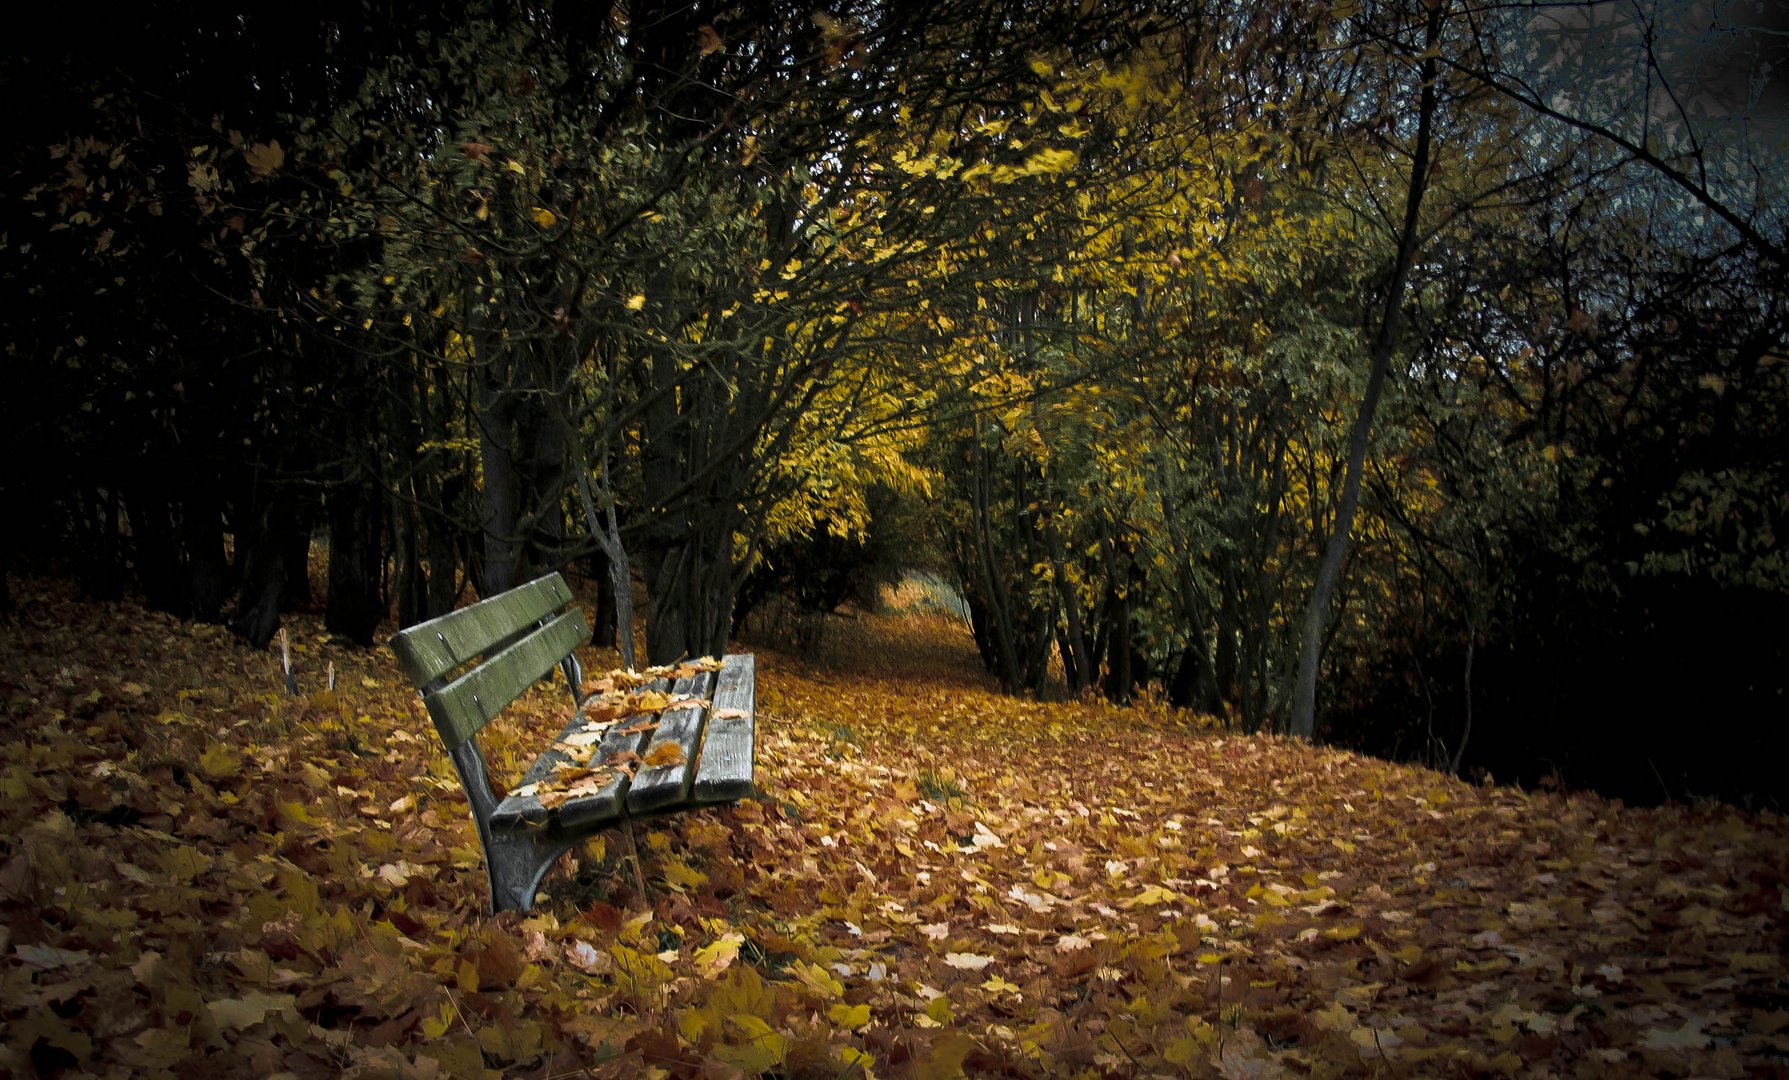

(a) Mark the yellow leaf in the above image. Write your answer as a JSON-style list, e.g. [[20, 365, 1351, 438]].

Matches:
[[1124, 884, 1179, 908], [625, 293, 646, 311], [693, 933, 743, 979], [918, 1031, 974, 1078], [790, 960, 844, 1000], [662, 855, 707, 891], [420, 1003, 455, 1039], [505, 160, 526, 175], [532, 207, 557, 227], [827, 1002, 871, 1029], [944, 952, 992, 971], [197, 743, 241, 780], [717, 1014, 786, 1074]]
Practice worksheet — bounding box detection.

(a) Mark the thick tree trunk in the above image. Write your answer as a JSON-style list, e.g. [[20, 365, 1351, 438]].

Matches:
[[969, 433, 1023, 691], [183, 485, 229, 621], [229, 498, 293, 649], [425, 472, 462, 619], [78, 486, 125, 602], [128, 486, 186, 616], [1289, 4, 1445, 739], [280, 518, 313, 610], [1042, 510, 1092, 694], [478, 385, 522, 597], [325, 476, 385, 645], [395, 495, 428, 629]]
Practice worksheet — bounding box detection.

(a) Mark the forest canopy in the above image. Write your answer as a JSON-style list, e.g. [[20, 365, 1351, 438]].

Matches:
[[3, 0, 1785, 803]]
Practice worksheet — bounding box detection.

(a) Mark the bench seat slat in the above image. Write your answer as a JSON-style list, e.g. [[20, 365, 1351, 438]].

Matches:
[[421, 609, 589, 749], [625, 672, 716, 815], [488, 676, 677, 831], [391, 575, 578, 687], [694, 654, 755, 803]]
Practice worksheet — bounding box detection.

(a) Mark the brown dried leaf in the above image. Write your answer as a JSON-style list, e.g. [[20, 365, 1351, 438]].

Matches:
[[642, 742, 687, 769]]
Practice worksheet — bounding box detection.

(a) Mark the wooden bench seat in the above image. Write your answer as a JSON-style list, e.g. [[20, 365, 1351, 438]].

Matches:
[[389, 572, 755, 913]]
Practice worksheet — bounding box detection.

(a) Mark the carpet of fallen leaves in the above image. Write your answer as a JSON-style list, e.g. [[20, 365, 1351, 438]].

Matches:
[[2, 577, 1786, 1079]]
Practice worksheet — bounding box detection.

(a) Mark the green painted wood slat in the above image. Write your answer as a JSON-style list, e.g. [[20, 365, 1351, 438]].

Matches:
[[420, 609, 589, 749], [389, 573, 577, 688]]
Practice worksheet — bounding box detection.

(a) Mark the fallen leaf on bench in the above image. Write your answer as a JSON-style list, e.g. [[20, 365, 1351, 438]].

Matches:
[[713, 707, 750, 720], [580, 699, 628, 723], [642, 742, 688, 768], [664, 696, 711, 713], [553, 742, 597, 766], [667, 657, 724, 678], [618, 718, 659, 736], [511, 783, 540, 799], [568, 769, 613, 793], [633, 689, 674, 713], [561, 728, 607, 747]]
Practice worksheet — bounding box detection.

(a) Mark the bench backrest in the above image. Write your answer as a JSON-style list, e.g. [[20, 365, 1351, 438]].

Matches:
[[389, 573, 589, 750]]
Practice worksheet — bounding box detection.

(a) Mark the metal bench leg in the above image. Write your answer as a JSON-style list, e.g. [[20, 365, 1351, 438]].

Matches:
[[449, 741, 582, 913], [483, 829, 579, 914]]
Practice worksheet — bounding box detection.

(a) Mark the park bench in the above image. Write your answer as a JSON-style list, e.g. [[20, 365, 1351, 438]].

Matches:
[[389, 572, 754, 913]]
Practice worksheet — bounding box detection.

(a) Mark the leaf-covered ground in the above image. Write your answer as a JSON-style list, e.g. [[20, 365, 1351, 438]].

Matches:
[[2, 578, 1785, 1078]]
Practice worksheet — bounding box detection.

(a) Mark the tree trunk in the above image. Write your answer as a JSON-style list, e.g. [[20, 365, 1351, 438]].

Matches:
[[229, 496, 294, 649], [476, 332, 523, 597], [128, 485, 186, 616], [183, 485, 229, 621], [969, 432, 1023, 691], [576, 450, 637, 668], [79, 486, 125, 602], [1450, 630, 1475, 774], [325, 476, 385, 645], [396, 492, 428, 629], [281, 517, 313, 610], [1289, 3, 1445, 739]]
